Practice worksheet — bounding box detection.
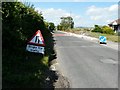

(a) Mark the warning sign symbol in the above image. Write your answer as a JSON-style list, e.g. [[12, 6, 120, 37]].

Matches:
[[28, 30, 45, 46]]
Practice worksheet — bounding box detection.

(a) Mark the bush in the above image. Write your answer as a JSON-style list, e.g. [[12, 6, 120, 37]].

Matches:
[[92, 25, 103, 33], [92, 25, 114, 35], [102, 26, 114, 35], [2, 2, 54, 88]]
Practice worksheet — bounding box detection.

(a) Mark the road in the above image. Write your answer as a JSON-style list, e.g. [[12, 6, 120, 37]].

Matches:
[[54, 31, 118, 88]]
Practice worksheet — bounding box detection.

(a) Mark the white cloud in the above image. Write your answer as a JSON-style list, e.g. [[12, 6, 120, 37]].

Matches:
[[34, 4, 118, 27], [109, 4, 118, 12], [91, 16, 103, 20], [86, 4, 118, 24], [35, 7, 83, 27]]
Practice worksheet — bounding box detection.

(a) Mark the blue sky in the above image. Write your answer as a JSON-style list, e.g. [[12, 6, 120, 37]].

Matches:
[[22, 1, 119, 27]]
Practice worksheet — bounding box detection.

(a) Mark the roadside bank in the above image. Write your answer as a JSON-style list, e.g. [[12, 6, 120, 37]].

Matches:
[[59, 31, 118, 51]]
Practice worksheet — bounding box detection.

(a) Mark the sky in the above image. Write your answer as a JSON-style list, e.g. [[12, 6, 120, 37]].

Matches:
[[20, 1, 119, 27]]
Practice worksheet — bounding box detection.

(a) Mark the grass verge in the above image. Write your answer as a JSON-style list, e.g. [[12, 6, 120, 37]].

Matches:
[[86, 32, 120, 42], [63, 29, 120, 42]]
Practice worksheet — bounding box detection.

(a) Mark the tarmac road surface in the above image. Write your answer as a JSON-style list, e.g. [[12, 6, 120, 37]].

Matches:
[[54, 31, 118, 88]]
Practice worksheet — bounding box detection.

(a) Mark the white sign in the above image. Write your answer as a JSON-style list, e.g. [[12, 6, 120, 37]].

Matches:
[[26, 44, 44, 54]]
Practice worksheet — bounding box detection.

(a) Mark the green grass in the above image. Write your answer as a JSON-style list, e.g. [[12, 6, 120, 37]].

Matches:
[[86, 31, 120, 42], [64, 28, 120, 42]]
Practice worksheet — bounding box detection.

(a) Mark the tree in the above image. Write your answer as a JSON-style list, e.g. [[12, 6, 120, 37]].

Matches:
[[60, 16, 74, 30], [57, 25, 62, 30], [48, 22, 55, 32]]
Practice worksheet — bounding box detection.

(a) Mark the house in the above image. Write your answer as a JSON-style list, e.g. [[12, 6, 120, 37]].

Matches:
[[108, 18, 120, 33]]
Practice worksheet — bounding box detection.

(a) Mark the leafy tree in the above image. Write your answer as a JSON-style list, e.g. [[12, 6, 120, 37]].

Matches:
[[60, 16, 74, 30], [44, 21, 49, 28], [48, 22, 55, 32], [57, 25, 62, 30]]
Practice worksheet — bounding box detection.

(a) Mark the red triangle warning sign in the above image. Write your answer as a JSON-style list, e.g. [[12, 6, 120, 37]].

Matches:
[[28, 30, 45, 46]]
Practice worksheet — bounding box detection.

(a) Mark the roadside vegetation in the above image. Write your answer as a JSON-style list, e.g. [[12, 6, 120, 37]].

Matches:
[[84, 25, 120, 42], [85, 32, 120, 42], [2, 1, 55, 88], [57, 22, 120, 42], [57, 16, 74, 30]]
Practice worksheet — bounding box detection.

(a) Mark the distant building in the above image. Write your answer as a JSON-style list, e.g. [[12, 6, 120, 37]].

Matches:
[[108, 18, 120, 33]]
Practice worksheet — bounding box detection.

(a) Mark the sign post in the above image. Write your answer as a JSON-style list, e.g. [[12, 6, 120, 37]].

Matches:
[[26, 30, 45, 54]]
